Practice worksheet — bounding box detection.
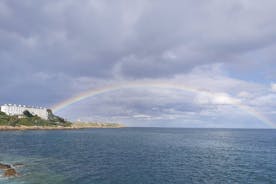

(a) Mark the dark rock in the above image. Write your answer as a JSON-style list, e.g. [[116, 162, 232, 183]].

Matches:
[[13, 163, 24, 168], [4, 168, 17, 177], [0, 163, 11, 170]]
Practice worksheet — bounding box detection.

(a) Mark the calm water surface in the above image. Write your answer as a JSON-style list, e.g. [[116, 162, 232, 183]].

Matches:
[[0, 128, 275, 184]]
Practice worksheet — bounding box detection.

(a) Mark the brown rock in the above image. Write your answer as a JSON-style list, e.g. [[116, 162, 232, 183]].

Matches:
[[4, 168, 17, 177], [0, 163, 11, 170]]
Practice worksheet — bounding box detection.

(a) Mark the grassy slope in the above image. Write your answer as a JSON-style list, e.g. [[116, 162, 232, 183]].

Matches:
[[0, 111, 72, 127]]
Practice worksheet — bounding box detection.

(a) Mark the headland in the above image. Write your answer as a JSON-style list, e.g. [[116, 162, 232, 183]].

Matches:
[[0, 104, 123, 131]]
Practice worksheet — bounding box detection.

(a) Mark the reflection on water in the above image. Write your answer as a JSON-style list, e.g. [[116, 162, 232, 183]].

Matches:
[[0, 128, 276, 184]]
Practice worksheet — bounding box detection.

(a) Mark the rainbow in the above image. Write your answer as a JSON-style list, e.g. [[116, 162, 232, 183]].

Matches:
[[51, 81, 275, 128]]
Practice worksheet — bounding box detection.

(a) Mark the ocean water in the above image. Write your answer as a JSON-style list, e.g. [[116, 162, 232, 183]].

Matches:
[[0, 128, 275, 184]]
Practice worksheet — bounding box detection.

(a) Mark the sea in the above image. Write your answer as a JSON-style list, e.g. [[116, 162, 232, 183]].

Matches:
[[0, 128, 275, 184]]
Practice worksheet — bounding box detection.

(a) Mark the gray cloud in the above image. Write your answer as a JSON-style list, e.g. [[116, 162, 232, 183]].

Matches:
[[1, 0, 276, 78], [1, 0, 276, 127]]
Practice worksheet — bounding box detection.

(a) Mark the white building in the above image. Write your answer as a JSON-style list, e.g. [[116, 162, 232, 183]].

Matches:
[[0, 104, 49, 120]]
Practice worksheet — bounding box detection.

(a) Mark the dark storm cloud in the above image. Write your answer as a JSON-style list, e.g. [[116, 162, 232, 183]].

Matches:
[[1, 0, 276, 80]]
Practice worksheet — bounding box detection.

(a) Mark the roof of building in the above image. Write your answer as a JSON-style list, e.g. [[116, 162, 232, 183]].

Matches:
[[1, 104, 47, 109]]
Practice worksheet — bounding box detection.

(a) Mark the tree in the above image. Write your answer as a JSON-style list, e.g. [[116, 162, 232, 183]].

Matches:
[[23, 110, 33, 118]]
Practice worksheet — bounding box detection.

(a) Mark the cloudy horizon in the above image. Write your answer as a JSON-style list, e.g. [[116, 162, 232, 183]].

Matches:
[[1, 0, 276, 128]]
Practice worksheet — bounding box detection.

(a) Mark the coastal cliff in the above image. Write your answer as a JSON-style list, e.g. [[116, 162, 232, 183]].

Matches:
[[0, 111, 123, 130]]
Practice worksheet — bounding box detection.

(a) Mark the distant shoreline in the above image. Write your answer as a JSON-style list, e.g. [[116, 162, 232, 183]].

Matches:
[[0, 125, 124, 131]]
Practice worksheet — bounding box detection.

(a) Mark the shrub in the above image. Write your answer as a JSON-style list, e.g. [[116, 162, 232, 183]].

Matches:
[[23, 110, 34, 118]]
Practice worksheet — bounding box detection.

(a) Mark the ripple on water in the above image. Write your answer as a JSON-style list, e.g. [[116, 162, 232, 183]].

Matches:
[[0, 128, 276, 184]]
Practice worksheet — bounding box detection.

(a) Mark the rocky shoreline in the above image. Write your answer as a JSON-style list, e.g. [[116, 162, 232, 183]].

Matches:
[[0, 163, 22, 177], [0, 124, 124, 131]]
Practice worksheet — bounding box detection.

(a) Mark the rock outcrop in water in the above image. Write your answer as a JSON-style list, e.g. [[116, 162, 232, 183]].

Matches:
[[4, 168, 17, 177], [0, 163, 18, 177], [0, 163, 11, 170]]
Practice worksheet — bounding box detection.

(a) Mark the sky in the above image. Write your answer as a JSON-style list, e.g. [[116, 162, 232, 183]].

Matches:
[[0, 0, 276, 128]]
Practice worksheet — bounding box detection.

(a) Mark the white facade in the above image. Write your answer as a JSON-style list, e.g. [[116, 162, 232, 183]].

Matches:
[[0, 104, 48, 120]]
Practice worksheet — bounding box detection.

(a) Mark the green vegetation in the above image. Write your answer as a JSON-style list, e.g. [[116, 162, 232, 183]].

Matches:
[[0, 110, 72, 127], [0, 111, 123, 129]]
